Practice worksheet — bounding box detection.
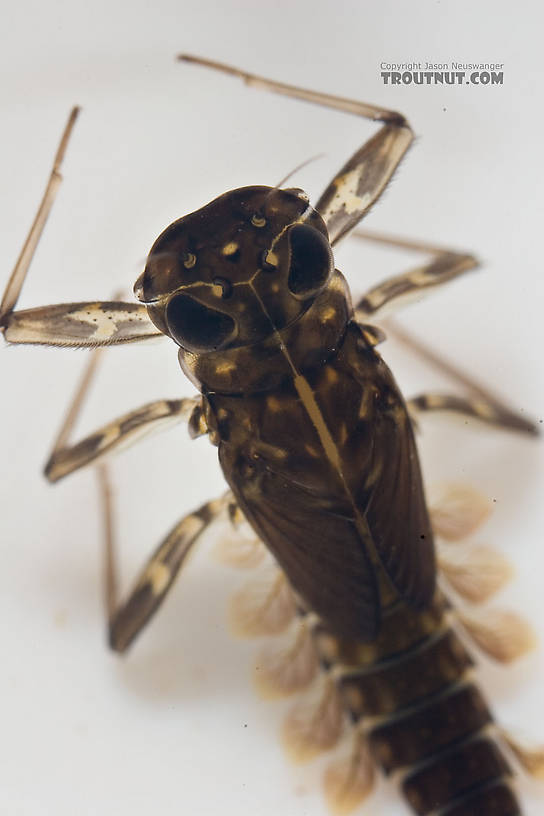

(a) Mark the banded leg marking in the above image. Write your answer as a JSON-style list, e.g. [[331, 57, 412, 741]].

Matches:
[[44, 346, 203, 483], [2, 301, 163, 347], [391, 315, 539, 436], [354, 234, 478, 320], [97, 466, 231, 653], [179, 55, 414, 246], [351, 229, 537, 435], [407, 392, 538, 436]]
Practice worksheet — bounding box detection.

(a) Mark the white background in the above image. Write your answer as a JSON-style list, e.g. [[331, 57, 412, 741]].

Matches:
[[1, 1, 543, 814]]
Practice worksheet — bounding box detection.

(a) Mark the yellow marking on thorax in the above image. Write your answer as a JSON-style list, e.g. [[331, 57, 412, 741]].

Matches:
[[358, 388, 376, 420], [305, 443, 320, 457], [293, 375, 343, 472], [266, 395, 283, 412], [215, 360, 237, 375]]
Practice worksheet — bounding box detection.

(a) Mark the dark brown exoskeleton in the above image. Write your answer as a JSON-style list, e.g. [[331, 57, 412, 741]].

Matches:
[[1, 57, 541, 815]]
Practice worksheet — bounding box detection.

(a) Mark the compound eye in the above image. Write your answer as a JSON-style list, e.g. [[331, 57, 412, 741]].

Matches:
[[166, 294, 236, 352], [287, 223, 334, 300]]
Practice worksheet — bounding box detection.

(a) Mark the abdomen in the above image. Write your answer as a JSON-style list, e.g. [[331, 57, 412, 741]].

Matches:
[[315, 591, 520, 815]]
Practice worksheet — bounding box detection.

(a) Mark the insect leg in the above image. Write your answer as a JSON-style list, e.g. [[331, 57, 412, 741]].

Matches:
[[97, 464, 230, 653], [351, 229, 538, 435], [353, 231, 478, 321], [0, 108, 161, 347], [178, 55, 413, 245], [407, 392, 538, 436], [0, 107, 79, 322], [2, 301, 163, 347], [401, 336, 539, 436], [44, 347, 203, 483], [389, 319, 538, 436]]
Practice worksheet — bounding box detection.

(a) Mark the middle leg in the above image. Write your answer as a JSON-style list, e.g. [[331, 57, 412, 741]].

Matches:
[[44, 346, 204, 483]]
